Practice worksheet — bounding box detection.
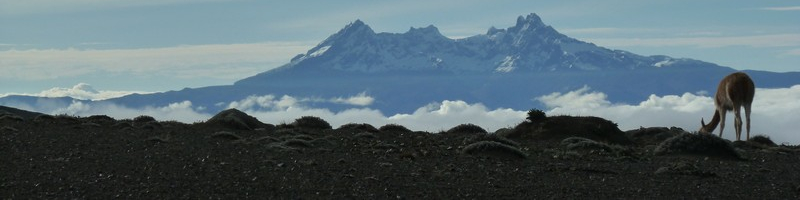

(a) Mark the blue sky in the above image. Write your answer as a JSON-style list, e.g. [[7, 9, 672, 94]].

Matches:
[[1, 0, 799, 95]]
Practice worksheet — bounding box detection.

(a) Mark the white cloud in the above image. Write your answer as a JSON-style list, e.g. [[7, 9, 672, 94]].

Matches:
[[330, 92, 375, 106], [386, 100, 525, 132], [586, 34, 800, 48], [560, 27, 624, 35], [784, 48, 800, 56], [0, 0, 237, 15], [49, 100, 211, 123], [227, 93, 375, 111], [0, 42, 314, 81], [761, 6, 800, 11], [0, 83, 150, 100], [8, 85, 800, 144], [537, 86, 610, 110]]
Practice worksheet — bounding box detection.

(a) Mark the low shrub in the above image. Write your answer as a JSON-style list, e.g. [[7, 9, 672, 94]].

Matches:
[[446, 123, 487, 134], [133, 115, 156, 123], [508, 115, 633, 145], [86, 115, 116, 123], [748, 135, 776, 147], [207, 109, 267, 130], [526, 109, 547, 122], [626, 127, 687, 146], [654, 133, 743, 160], [379, 124, 412, 133], [292, 116, 332, 130], [338, 123, 379, 133]]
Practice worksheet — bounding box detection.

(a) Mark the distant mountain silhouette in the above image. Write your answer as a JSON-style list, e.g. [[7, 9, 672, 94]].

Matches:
[[3, 13, 799, 114]]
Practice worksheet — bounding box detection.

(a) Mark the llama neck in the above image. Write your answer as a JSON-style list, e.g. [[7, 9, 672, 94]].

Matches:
[[703, 111, 721, 132]]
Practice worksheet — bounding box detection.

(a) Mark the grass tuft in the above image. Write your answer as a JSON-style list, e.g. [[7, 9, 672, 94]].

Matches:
[[210, 131, 243, 140], [655, 133, 743, 160], [462, 141, 527, 159]]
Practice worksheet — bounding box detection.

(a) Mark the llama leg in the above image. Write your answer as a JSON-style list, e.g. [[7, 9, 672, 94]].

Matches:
[[718, 109, 727, 138], [745, 104, 752, 140], [733, 106, 743, 141]]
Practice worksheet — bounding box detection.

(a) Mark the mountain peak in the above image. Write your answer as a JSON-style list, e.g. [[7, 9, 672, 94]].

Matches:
[[510, 13, 547, 32], [337, 19, 375, 37], [408, 25, 440, 34], [405, 25, 447, 39]]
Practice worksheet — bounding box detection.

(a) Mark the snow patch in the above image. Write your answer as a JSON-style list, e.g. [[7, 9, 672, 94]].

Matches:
[[309, 45, 331, 57], [495, 56, 516, 72], [653, 59, 674, 68]]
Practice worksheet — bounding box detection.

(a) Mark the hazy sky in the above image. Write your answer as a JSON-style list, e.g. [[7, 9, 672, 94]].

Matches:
[[2, 0, 799, 95]]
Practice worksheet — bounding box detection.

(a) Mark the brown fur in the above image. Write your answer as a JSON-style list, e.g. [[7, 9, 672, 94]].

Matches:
[[699, 72, 755, 141]]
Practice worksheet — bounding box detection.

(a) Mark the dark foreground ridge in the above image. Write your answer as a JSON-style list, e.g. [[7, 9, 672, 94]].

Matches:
[[2, 107, 799, 198]]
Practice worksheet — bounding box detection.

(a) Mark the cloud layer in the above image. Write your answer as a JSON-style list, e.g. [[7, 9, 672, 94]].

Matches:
[[6, 85, 800, 144], [0, 42, 313, 81], [586, 34, 800, 48], [0, 83, 149, 100]]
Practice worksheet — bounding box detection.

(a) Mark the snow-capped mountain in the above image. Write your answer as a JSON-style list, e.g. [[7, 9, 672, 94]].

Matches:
[[3, 13, 800, 115], [238, 13, 689, 86]]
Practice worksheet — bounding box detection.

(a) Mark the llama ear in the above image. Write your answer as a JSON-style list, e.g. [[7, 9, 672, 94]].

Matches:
[[701, 118, 706, 126]]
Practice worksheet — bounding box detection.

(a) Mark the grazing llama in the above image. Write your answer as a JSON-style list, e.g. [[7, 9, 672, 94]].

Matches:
[[698, 72, 755, 141]]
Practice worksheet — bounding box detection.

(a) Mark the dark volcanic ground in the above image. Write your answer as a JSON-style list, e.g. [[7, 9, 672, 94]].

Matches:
[[2, 107, 800, 199]]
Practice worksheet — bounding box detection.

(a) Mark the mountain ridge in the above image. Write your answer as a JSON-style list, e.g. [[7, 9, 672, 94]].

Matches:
[[3, 13, 799, 115], [236, 13, 715, 86]]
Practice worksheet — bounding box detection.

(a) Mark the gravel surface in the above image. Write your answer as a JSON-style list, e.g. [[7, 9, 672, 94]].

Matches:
[[2, 108, 799, 199]]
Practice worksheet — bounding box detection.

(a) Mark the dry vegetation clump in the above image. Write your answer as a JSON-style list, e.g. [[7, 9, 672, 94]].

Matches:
[[282, 139, 314, 148], [206, 108, 268, 130], [1, 126, 19, 132], [732, 135, 780, 151], [654, 160, 717, 177], [140, 121, 163, 130], [33, 114, 56, 123], [654, 133, 743, 160], [146, 134, 172, 143], [86, 115, 116, 124], [378, 124, 412, 133], [465, 133, 520, 147], [112, 121, 133, 130], [507, 115, 633, 145], [283, 134, 315, 141], [133, 115, 156, 124], [446, 123, 488, 134], [0, 113, 24, 122], [337, 123, 379, 133], [210, 131, 243, 140], [561, 137, 625, 152], [54, 114, 81, 123], [81, 122, 101, 128], [626, 127, 687, 146], [292, 116, 332, 130], [254, 136, 281, 143], [462, 140, 528, 159], [749, 135, 777, 147], [355, 132, 377, 139]]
